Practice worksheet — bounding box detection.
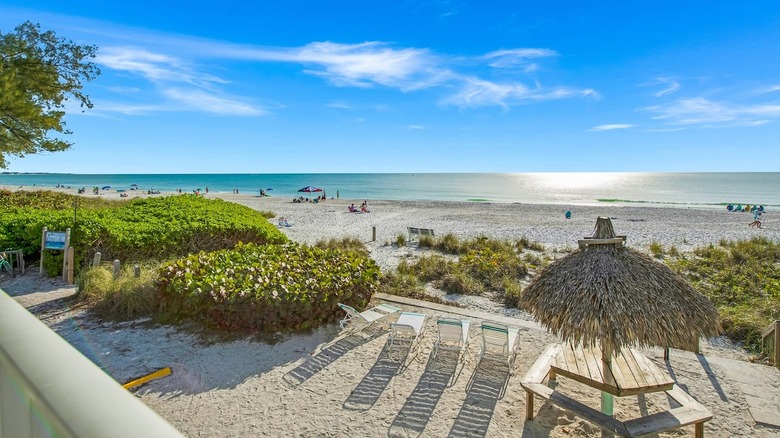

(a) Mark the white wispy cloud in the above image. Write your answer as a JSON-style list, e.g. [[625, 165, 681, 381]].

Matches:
[[443, 77, 596, 108], [589, 124, 634, 131], [482, 48, 557, 70], [651, 76, 681, 97], [163, 89, 266, 116], [326, 101, 353, 109], [644, 97, 780, 126], [407, 124, 425, 130], [81, 19, 595, 112], [97, 47, 227, 88]]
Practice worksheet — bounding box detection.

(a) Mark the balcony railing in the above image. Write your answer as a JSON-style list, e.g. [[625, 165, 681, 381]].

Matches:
[[0, 288, 184, 437]]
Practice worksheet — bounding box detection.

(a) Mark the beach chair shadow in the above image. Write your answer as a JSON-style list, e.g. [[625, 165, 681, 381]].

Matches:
[[388, 350, 460, 438], [447, 359, 511, 438], [283, 330, 383, 386], [343, 341, 412, 411]]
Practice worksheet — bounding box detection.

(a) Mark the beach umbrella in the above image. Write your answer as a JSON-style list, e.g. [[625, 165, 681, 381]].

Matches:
[[101, 186, 112, 190], [298, 186, 322, 199], [130, 184, 138, 187], [519, 217, 719, 411]]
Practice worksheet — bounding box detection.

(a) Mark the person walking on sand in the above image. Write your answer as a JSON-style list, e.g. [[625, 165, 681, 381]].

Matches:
[[749, 209, 763, 228]]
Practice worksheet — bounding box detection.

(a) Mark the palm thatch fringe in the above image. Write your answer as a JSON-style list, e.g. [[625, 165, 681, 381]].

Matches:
[[520, 217, 719, 356]]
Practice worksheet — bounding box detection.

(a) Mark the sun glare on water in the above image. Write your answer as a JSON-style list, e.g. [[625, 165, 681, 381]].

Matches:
[[526, 172, 628, 190]]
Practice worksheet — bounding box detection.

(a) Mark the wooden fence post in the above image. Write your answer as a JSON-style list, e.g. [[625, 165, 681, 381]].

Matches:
[[62, 228, 71, 281], [372, 226, 376, 242], [134, 265, 140, 278], [93, 252, 101, 267], [775, 320, 780, 367], [67, 247, 75, 285], [39, 227, 47, 275], [113, 260, 121, 279]]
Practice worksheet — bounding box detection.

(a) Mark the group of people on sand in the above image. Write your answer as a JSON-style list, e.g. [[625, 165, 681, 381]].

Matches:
[[727, 204, 764, 213], [348, 201, 370, 213]]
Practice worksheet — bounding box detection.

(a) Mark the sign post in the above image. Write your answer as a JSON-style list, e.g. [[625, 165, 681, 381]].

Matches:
[[40, 228, 69, 277]]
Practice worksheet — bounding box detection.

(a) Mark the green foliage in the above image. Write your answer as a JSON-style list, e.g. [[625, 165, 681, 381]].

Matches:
[[666, 237, 780, 353], [649, 241, 664, 258], [0, 192, 287, 273], [378, 271, 457, 306], [41, 250, 64, 277], [460, 247, 528, 289], [76, 263, 159, 318], [417, 234, 434, 248], [257, 210, 276, 219], [517, 236, 546, 252], [0, 22, 100, 168], [399, 254, 456, 282], [157, 242, 381, 331], [503, 279, 524, 307], [394, 233, 407, 247], [315, 237, 369, 257], [436, 271, 483, 295], [0, 190, 125, 210], [395, 236, 533, 297]]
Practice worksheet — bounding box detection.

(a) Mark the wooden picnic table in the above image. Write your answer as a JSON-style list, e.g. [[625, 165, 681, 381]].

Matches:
[[521, 344, 712, 437], [550, 343, 674, 397]]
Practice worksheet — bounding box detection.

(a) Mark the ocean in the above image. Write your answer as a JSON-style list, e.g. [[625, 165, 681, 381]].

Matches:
[[0, 173, 777, 208]]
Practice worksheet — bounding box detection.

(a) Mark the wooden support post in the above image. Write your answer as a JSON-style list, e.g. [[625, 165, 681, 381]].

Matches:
[[93, 252, 101, 267], [67, 247, 75, 285], [113, 260, 121, 279], [62, 228, 71, 280], [40, 226, 47, 275], [134, 264, 140, 278], [664, 347, 670, 361], [695, 422, 704, 438], [372, 226, 376, 242], [601, 345, 614, 417], [775, 320, 780, 367], [525, 392, 534, 420]]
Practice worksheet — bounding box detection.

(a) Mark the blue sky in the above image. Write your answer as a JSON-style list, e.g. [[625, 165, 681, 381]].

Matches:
[[2, 1, 780, 173]]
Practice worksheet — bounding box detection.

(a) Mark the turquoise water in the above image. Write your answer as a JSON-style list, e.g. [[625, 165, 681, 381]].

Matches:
[[0, 173, 777, 207]]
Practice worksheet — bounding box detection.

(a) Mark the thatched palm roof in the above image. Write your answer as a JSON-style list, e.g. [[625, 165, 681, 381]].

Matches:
[[520, 217, 719, 356]]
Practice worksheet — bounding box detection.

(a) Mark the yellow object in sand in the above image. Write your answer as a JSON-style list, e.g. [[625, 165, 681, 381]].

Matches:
[[122, 367, 172, 390]]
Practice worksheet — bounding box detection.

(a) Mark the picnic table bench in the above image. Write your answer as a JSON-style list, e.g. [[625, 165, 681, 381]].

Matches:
[[407, 227, 434, 242], [521, 344, 712, 437]]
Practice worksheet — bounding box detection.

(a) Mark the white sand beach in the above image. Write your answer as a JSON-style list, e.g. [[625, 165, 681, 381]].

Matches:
[[2, 187, 780, 437]]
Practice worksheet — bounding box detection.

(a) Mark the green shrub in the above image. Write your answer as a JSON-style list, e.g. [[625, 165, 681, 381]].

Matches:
[[417, 235, 434, 248], [41, 250, 65, 277], [434, 233, 462, 254], [649, 241, 664, 258], [503, 279, 524, 307], [76, 263, 159, 318], [403, 254, 456, 281], [459, 248, 528, 289], [315, 237, 369, 257], [379, 272, 454, 306], [436, 271, 483, 295], [395, 233, 407, 247], [667, 237, 780, 353], [518, 236, 545, 252], [0, 192, 288, 274], [157, 242, 380, 331]]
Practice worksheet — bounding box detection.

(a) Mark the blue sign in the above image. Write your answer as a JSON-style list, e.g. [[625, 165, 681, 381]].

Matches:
[[44, 231, 67, 250]]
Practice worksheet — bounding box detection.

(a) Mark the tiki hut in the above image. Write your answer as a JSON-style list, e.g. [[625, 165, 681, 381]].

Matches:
[[520, 217, 719, 358]]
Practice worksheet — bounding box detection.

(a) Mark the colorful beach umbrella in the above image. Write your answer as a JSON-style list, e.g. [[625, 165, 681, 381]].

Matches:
[[298, 186, 322, 193], [101, 186, 112, 190]]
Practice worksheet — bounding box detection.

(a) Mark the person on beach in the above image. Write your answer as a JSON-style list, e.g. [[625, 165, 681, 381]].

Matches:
[[749, 210, 763, 228]]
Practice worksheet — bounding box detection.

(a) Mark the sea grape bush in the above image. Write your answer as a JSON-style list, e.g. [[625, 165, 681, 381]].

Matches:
[[0, 192, 287, 275], [157, 242, 381, 331]]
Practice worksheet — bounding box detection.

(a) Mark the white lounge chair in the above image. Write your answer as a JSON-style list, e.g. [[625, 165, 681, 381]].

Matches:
[[432, 317, 470, 362], [387, 312, 427, 349], [338, 303, 400, 335], [478, 320, 520, 373]]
